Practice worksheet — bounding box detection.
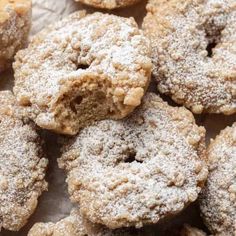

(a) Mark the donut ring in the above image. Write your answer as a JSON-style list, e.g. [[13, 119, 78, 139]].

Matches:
[[13, 11, 152, 135], [199, 123, 236, 235], [143, 0, 236, 115], [58, 93, 208, 229], [28, 208, 142, 236], [0, 91, 48, 232], [0, 0, 31, 72], [75, 0, 141, 9]]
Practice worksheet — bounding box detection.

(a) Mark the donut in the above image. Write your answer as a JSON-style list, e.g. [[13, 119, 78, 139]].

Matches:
[[58, 92, 208, 229], [0, 91, 48, 231], [13, 11, 152, 135], [28, 208, 142, 236], [199, 123, 236, 235], [0, 0, 31, 72], [74, 0, 141, 9], [143, 0, 236, 115]]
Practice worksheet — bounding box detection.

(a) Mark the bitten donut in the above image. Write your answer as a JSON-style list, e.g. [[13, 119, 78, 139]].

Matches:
[[28, 208, 142, 236], [13, 11, 152, 135], [74, 0, 141, 9], [199, 123, 236, 235], [0, 0, 31, 72], [143, 0, 236, 115], [58, 93, 208, 229], [0, 91, 48, 232]]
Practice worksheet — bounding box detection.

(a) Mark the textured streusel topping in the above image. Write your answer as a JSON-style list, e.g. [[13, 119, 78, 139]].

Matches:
[[143, 0, 236, 115], [28, 208, 142, 236], [0, 91, 48, 232], [74, 0, 141, 9], [13, 11, 152, 135], [59, 93, 208, 229], [199, 123, 236, 235], [0, 0, 31, 72]]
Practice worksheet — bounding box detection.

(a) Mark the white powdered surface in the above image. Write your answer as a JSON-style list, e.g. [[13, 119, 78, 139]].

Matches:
[[0, 0, 235, 235]]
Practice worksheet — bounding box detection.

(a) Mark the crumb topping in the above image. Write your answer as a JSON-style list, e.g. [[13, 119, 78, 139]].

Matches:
[[59, 93, 208, 229], [0, 91, 48, 232], [14, 11, 152, 135], [200, 123, 236, 235], [143, 0, 236, 114]]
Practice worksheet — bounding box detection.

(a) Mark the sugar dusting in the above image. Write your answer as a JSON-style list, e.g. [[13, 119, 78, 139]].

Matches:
[[13, 11, 152, 134], [0, 91, 48, 232], [59, 93, 208, 229], [143, 0, 236, 114], [199, 123, 236, 235]]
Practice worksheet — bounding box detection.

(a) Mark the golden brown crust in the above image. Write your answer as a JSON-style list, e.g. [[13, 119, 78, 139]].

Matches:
[[13, 11, 152, 135], [0, 90, 48, 232], [74, 0, 141, 9], [143, 0, 236, 115], [59, 93, 208, 229], [199, 123, 236, 235], [0, 0, 31, 72]]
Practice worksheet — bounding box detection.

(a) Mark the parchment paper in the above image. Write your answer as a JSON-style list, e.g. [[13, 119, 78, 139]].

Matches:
[[1, 0, 235, 235]]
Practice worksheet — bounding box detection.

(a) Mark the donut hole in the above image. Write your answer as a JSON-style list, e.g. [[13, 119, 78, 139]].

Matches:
[[124, 151, 143, 163], [76, 63, 89, 70], [204, 23, 224, 58], [70, 96, 83, 114], [206, 40, 217, 58]]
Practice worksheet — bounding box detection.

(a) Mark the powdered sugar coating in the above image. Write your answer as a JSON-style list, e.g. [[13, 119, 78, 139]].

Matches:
[[143, 0, 236, 115], [199, 123, 236, 235], [74, 0, 141, 9], [13, 11, 152, 135], [0, 0, 31, 72], [28, 208, 141, 236], [59, 93, 208, 229], [0, 91, 48, 232]]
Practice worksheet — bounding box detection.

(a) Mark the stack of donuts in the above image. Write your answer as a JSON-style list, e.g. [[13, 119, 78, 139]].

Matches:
[[0, 0, 235, 235]]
